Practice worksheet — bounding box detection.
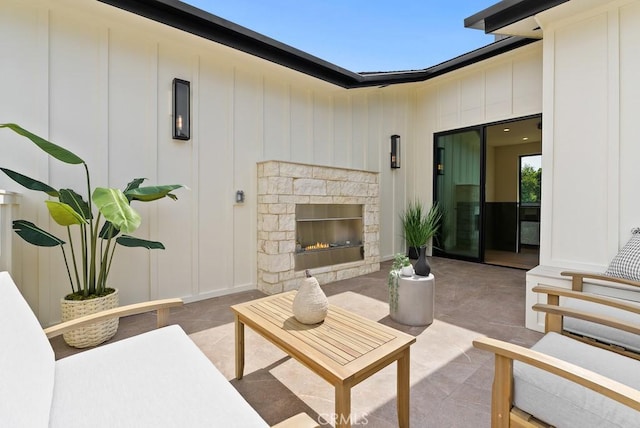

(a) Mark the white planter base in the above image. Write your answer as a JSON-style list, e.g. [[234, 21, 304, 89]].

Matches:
[[390, 274, 434, 326]]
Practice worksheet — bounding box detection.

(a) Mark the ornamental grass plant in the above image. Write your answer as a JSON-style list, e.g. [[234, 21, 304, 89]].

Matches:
[[400, 200, 442, 252]]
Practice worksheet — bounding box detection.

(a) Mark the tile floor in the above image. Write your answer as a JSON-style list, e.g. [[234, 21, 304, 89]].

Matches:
[[51, 257, 543, 427]]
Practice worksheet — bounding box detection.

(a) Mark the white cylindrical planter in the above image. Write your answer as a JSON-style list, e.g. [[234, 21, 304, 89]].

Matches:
[[390, 274, 435, 326]]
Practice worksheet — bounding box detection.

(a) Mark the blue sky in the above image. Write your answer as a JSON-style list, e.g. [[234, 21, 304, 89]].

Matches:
[[185, 1, 500, 72]]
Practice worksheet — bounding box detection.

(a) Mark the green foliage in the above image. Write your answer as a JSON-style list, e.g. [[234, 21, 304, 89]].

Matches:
[[392, 253, 410, 271], [12, 220, 65, 247], [400, 200, 442, 249], [1, 123, 183, 299], [521, 164, 541, 204], [0, 168, 59, 197], [388, 253, 411, 311]]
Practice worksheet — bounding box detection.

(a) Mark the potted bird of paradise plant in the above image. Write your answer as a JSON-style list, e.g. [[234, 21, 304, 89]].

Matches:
[[0, 123, 183, 347]]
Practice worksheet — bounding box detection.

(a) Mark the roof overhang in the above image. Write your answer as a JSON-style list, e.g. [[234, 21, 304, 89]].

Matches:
[[464, 0, 569, 38], [99, 0, 539, 88]]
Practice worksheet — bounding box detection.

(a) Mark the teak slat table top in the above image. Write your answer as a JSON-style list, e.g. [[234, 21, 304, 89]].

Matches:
[[231, 291, 416, 427]]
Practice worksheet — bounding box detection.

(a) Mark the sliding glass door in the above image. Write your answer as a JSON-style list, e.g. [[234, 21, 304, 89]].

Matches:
[[433, 128, 483, 261]]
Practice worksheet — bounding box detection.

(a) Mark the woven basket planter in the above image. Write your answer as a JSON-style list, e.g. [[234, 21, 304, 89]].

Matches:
[[61, 289, 119, 348]]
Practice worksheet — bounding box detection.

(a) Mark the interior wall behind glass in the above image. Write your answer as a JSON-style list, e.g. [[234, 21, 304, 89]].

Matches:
[[435, 130, 481, 258]]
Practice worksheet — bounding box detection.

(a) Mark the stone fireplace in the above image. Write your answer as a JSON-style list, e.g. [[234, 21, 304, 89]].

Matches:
[[257, 161, 379, 294]]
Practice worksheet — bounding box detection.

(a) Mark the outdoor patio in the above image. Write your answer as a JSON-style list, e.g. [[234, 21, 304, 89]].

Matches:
[[51, 257, 542, 427]]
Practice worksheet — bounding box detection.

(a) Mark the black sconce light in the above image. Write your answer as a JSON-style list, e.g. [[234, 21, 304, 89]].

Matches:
[[172, 78, 190, 140], [436, 147, 445, 175], [390, 134, 400, 169]]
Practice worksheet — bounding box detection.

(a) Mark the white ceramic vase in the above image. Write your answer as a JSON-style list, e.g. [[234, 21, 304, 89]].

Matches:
[[293, 271, 328, 324]]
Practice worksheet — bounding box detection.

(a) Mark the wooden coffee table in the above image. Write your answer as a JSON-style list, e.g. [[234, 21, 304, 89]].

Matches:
[[231, 291, 416, 428]]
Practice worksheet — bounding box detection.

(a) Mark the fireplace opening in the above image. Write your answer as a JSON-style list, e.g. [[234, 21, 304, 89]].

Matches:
[[295, 204, 364, 271]]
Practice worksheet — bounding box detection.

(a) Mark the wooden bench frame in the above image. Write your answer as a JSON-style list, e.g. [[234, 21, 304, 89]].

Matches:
[[474, 275, 640, 428], [45, 297, 319, 428]]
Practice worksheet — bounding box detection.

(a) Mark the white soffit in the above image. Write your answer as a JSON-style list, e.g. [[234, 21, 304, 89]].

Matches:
[[492, 16, 543, 39]]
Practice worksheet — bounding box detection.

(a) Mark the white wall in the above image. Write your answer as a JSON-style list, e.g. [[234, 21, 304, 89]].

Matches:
[[0, 0, 413, 325], [537, 0, 640, 271], [0, 0, 545, 326], [412, 43, 543, 224], [523, 0, 640, 331]]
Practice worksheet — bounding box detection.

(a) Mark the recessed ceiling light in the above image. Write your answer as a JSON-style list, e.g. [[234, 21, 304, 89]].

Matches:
[[503, 128, 510, 132], [523, 137, 529, 141]]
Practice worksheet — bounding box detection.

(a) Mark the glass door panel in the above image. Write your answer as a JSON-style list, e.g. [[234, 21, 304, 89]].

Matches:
[[519, 154, 541, 250], [434, 129, 483, 261]]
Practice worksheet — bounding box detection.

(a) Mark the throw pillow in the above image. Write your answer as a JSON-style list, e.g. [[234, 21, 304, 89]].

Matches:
[[605, 228, 640, 281]]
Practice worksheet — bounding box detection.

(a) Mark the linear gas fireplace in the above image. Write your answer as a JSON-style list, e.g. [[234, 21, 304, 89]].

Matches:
[[295, 204, 363, 271], [257, 161, 380, 294]]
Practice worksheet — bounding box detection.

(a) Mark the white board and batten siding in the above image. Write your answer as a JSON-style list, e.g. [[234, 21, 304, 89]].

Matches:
[[526, 0, 640, 331], [0, 0, 545, 326], [411, 42, 543, 252], [0, 0, 413, 325]]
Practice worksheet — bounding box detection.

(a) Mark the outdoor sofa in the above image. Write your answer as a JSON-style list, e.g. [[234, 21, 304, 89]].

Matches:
[[474, 277, 640, 427], [0, 271, 317, 428]]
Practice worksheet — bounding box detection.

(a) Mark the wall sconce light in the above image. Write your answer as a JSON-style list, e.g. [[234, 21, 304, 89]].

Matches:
[[172, 78, 190, 140], [235, 190, 245, 203], [436, 147, 445, 175], [390, 134, 400, 169]]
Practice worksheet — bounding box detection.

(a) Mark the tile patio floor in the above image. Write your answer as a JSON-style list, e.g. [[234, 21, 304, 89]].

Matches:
[[51, 257, 543, 427]]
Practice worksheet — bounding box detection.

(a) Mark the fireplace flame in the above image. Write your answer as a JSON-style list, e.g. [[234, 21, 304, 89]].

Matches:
[[305, 242, 330, 251]]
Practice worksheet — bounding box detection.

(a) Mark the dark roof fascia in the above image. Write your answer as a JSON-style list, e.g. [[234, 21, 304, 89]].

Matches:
[[99, 0, 539, 89], [464, 0, 569, 34], [355, 36, 538, 88], [98, 0, 363, 88]]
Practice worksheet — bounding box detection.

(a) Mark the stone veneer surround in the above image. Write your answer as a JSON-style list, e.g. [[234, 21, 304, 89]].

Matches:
[[257, 161, 380, 294]]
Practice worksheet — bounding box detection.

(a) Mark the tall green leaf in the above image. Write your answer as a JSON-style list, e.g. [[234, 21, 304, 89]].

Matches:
[[12, 220, 65, 247], [0, 168, 59, 197], [125, 184, 183, 202], [59, 188, 92, 220], [0, 123, 84, 165], [123, 178, 147, 202], [116, 235, 165, 249], [45, 201, 87, 226], [124, 178, 146, 192], [99, 221, 120, 239], [92, 187, 141, 234]]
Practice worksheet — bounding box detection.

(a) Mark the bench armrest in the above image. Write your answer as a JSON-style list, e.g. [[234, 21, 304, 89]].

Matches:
[[533, 285, 640, 314], [473, 336, 640, 413], [532, 285, 640, 334], [561, 271, 640, 291], [43, 298, 183, 339]]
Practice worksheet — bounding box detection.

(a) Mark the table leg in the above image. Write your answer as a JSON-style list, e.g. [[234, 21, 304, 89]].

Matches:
[[235, 314, 245, 380], [397, 349, 410, 427], [335, 384, 352, 428]]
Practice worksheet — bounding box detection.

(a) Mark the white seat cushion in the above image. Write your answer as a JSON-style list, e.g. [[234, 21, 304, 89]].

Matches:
[[514, 332, 640, 428], [50, 325, 268, 428], [563, 297, 640, 353], [0, 271, 55, 428]]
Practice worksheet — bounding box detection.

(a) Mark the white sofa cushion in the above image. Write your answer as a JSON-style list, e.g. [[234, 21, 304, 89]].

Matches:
[[0, 272, 55, 428], [563, 297, 640, 353], [50, 324, 269, 428], [514, 332, 640, 428]]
